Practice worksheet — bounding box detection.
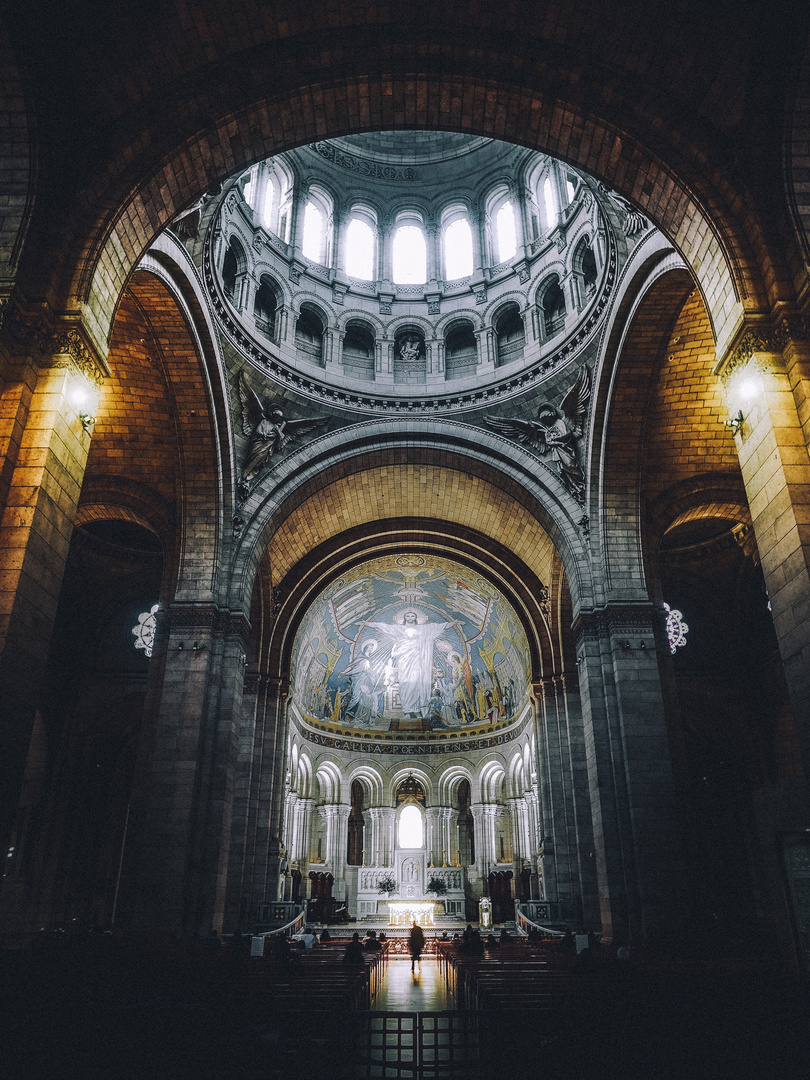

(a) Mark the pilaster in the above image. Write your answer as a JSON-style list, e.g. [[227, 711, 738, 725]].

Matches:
[[0, 304, 106, 889], [573, 605, 685, 945], [718, 320, 810, 784]]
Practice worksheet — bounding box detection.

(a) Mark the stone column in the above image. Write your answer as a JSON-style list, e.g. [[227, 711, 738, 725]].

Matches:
[[721, 332, 810, 785], [224, 674, 290, 929], [0, 313, 105, 888], [324, 804, 350, 899], [471, 803, 497, 880], [425, 806, 442, 867], [532, 675, 598, 923], [121, 607, 254, 939], [476, 327, 496, 374], [365, 807, 383, 865], [379, 806, 396, 866], [438, 807, 454, 865], [574, 607, 686, 946]]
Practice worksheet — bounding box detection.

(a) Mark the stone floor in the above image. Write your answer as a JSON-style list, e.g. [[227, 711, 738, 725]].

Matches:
[[371, 956, 455, 1011]]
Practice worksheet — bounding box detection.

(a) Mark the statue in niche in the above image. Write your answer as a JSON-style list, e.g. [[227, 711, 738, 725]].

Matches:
[[236, 371, 327, 500], [398, 336, 422, 363], [485, 365, 591, 504]]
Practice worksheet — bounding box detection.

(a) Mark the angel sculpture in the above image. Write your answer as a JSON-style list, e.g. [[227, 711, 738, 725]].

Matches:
[[237, 371, 327, 499], [485, 365, 591, 503]]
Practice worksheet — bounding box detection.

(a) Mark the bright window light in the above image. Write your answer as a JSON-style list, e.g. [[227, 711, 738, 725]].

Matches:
[[346, 218, 375, 280], [566, 177, 576, 204], [398, 804, 424, 848], [261, 183, 274, 230], [444, 218, 474, 280], [393, 225, 427, 284], [543, 178, 557, 230], [243, 166, 258, 209], [302, 201, 324, 263], [495, 201, 517, 262]]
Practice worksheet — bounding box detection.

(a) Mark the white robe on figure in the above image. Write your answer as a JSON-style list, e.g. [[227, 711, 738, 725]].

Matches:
[[370, 620, 449, 716]]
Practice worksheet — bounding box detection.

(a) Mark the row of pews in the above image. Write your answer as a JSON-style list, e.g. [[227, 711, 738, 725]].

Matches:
[[436, 939, 608, 1011], [241, 938, 390, 1011]]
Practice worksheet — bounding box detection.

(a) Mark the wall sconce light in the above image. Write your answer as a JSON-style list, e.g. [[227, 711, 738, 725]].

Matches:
[[725, 410, 744, 436], [78, 413, 97, 434]]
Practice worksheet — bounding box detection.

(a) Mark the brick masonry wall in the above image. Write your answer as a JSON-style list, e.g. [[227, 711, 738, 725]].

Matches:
[[643, 289, 739, 509]]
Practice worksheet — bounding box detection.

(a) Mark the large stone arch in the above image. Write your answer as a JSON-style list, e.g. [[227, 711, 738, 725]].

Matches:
[[229, 420, 593, 615], [72, 77, 756, 361], [5, 1, 800, 360]]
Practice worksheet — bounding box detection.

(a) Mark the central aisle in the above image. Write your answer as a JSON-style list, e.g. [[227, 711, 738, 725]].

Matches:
[[372, 957, 455, 1011]]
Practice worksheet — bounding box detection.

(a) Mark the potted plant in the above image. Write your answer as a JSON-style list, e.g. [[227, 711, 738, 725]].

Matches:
[[426, 876, 448, 907], [377, 875, 397, 895]]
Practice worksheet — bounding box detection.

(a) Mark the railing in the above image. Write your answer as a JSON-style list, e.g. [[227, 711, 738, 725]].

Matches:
[[255, 900, 307, 936], [514, 901, 566, 938]]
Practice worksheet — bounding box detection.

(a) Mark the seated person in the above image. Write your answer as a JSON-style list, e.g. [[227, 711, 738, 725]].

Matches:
[[364, 930, 382, 951], [485, 933, 500, 948], [318, 928, 331, 942], [342, 933, 365, 964], [269, 935, 292, 960]]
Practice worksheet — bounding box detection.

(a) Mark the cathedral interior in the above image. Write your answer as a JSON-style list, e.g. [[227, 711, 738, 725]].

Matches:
[[2, 1, 810, 1076]]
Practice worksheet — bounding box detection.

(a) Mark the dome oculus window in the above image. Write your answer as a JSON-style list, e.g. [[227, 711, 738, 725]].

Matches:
[[393, 223, 427, 285]]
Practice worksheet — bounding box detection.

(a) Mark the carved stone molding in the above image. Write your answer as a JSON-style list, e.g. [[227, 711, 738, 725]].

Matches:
[[718, 315, 810, 384], [0, 298, 108, 384], [167, 604, 250, 640], [573, 604, 657, 646]]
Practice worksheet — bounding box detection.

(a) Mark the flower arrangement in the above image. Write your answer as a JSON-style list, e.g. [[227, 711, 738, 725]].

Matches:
[[377, 875, 397, 894], [426, 876, 448, 896]]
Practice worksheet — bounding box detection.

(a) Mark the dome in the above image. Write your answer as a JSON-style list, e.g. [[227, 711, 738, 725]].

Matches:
[[205, 131, 618, 414]]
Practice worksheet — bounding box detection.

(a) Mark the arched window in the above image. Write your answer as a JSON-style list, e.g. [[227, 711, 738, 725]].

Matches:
[[495, 201, 517, 262], [398, 804, 424, 848], [300, 185, 333, 266], [347, 779, 365, 866], [542, 277, 566, 336], [261, 181, 274, 231], [243, 165, 258, 209], [573, 237, 598, 305], [444, 217, 474, 280], [345, 216, 376, 281], [302, 201, 324, 262], [543, 177, 557, 231], [444, 320, 477, 380], [222, 237, 246, 303], [342, 320, 375, 382], [495, 303, 525, 367], [253, 276, 278, 339], [393, 223, 427, 285], [456, 780, 475, 867], [295, 305, 325, 367]]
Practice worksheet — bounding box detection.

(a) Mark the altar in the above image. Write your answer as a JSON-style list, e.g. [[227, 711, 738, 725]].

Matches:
[[387, 901, 437, 926]]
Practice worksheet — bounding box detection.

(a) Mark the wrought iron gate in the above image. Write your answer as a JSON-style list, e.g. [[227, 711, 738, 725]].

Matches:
[[353, 1011, 478, 1079]]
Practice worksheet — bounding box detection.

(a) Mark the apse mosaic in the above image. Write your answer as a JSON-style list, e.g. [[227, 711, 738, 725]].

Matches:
[[291, 554, 531, 734]]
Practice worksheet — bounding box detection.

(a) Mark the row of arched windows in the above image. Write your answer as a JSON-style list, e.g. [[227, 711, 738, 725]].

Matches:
[[239, 158, 583, 285], [228, 253, 596, 379]]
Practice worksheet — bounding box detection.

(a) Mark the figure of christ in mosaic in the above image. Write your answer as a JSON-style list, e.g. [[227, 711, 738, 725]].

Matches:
[[368, 610, 451, 718]]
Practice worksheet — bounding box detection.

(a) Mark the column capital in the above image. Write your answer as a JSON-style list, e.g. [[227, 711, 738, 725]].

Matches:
[[714, 311, 810, 381], [0, 297, 109, 382]]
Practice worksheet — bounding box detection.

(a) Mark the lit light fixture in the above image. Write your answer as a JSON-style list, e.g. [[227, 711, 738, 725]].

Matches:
[[724, 410, 744, 436], [78, 413, 97, 433], [663, 603, 689, 655]]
